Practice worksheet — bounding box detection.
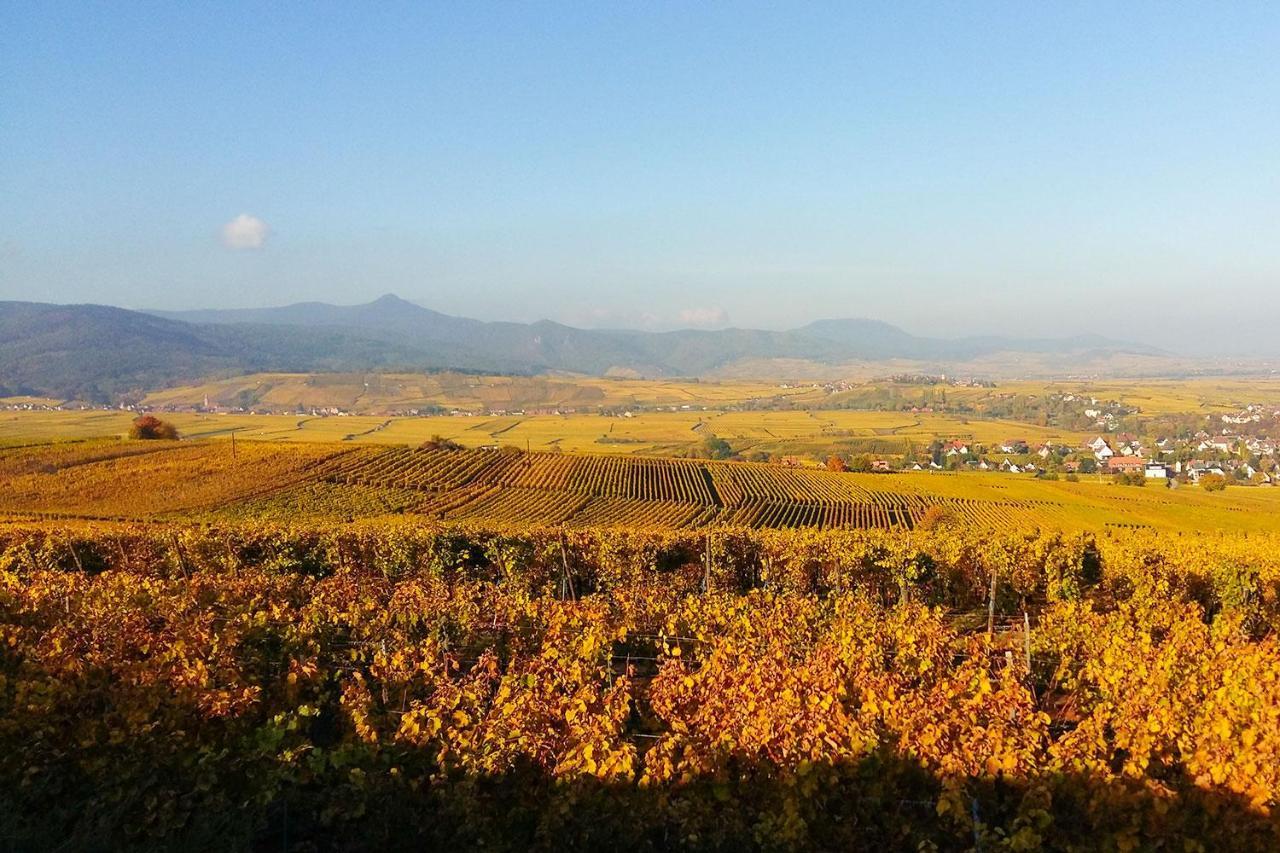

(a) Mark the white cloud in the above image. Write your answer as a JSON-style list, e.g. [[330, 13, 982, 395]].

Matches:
[[677, 306, 728, 328], [220, 214, 270, 250]]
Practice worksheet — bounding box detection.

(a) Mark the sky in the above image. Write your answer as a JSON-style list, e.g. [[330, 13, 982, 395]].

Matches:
[[2, 2, 1278, 352]]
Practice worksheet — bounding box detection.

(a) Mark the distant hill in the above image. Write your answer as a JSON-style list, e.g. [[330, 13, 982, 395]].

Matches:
[[2, 295, 1168, 401], [0, 300, 470, 401], [157, 293, 1165, 366]]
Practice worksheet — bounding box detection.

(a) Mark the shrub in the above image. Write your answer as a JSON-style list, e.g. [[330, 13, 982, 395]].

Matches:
[[419, 434, 462, 451], [128, 415, 178, 441], [1201, 473, 1228, 492], [701, 436, 733, 460], [915, 504, 955, 530], [847, 454, 873, 473]]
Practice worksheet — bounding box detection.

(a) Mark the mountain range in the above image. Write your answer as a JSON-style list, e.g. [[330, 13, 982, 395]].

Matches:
[[1, 295, 1168, 401]]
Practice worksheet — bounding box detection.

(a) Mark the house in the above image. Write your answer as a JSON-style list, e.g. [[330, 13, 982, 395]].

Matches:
[[1184, 461, 1226, 482], [945, 440, 970, 457], [871, 459, 892, 472], [999, 438, 1029, 454], [1088, 436, 1115, 460], [1107, 456, 1146, 473], [1144, 463, 1170, 479]]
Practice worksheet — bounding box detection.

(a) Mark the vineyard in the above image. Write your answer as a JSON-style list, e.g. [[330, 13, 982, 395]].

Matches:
[[9, 439, 1280, 534], [236, 445, 1142, 531], [1, 522, 1278, 849], [248, 445, 1280, 533]]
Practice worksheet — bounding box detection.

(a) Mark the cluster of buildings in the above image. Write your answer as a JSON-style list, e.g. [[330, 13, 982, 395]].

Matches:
[[913, 421, 1280, 484], [1084, 426, 1280, 483]]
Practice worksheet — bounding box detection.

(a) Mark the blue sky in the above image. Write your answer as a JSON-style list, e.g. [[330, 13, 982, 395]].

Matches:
[[2, 3, 1278, 350]]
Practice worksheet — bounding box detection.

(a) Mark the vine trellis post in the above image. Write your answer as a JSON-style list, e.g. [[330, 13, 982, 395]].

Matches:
[[986, 566, 998, 640], [702, 531, 712, 595], [1023, 610, 1032, 673], [559, 527, 576, 601]]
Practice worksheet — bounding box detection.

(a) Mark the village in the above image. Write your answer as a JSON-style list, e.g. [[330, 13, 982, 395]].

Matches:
[[908, 419, 1280, 486]]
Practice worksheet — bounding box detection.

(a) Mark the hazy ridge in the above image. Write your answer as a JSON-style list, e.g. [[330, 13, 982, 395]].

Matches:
[[3, 294, 1173, 401]]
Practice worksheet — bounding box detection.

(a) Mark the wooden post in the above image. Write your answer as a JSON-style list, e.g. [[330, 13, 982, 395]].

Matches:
[[65, 537, 85, 573], [225, 536, 241, 577], [986, 567, 998, 639], [559, 528, 576, 601], [171, 533, 190, 581], [703, 532, 712, 594], [1023, 610, 1032, 672], [231, 431, 237, 459]]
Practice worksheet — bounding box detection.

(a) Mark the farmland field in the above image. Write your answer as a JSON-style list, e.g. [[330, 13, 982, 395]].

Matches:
[[133, 371, 828, 413], [0, 406, 1095, 458], [6, 393, 1280, 851], [5, 437, 1280, 534], [6, 421, 1280, 852], [13, 372, 1280, 460]]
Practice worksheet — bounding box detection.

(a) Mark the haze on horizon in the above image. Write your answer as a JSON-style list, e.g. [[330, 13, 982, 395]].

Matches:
[[2, 3, 1278, 355]]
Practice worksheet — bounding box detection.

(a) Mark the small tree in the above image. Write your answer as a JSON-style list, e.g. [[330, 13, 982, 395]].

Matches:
[[847, 454, 873, 473], [701, 436, 732, 460], [916, 504, 955, 530], [826, 455, 848, 473], [419, 434, 462, 451], [129, 415, 179, 441], [1201, 473, 1228, 492]]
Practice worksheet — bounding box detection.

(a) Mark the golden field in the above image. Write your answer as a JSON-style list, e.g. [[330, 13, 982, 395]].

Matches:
[[10, 372, 1280, 459], [133, 371, 1280, 416], [4, 437, 1280, 534], [135, 371, 826, 412], [0, 407, 1093, 457]]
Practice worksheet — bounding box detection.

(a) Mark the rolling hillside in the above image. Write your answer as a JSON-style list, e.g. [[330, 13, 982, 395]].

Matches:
[[2, 295, 1168, 401]]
